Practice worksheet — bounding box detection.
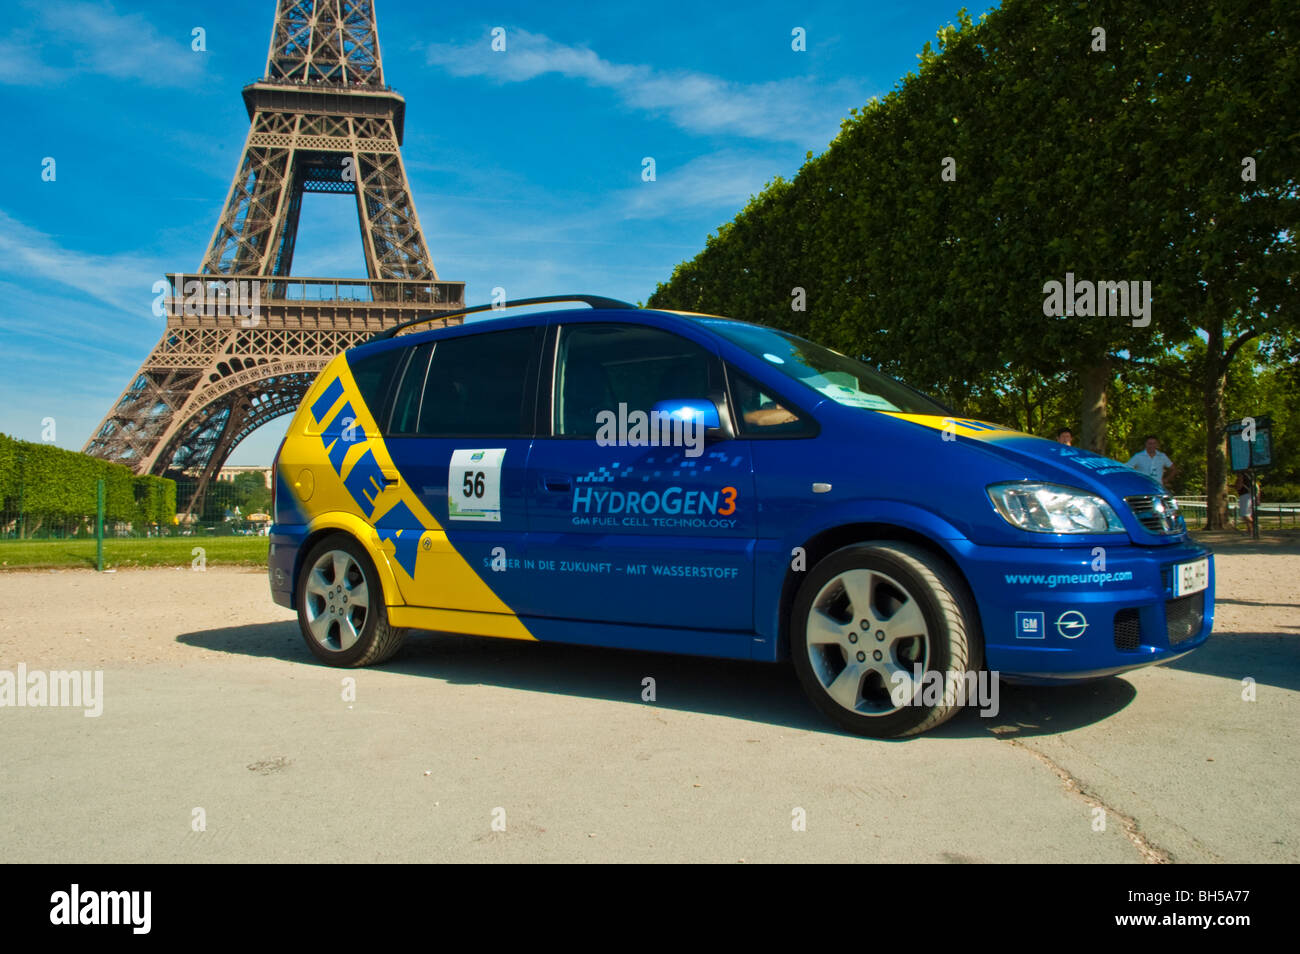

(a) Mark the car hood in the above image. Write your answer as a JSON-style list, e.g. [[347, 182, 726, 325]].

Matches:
[[879, 413, 1167, 499]]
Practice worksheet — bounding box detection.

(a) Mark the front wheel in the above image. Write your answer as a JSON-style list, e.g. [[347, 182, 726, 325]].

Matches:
[[296, 533, 407, 667], [790, 542, 979, 738]]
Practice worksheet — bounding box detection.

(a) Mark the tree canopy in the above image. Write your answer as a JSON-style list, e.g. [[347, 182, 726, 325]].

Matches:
[[648, 0, 1299, 524]]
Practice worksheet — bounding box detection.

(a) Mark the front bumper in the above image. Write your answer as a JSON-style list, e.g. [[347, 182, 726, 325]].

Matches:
[[950, 538, 1214, 679]]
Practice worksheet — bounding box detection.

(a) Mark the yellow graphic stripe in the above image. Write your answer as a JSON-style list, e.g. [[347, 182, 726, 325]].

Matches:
[[288, 356, 537, 639], [388, 606, 536, 640], [880, 412, 1025, 438]]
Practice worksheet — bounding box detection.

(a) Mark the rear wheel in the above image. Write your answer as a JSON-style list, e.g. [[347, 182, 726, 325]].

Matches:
[[790, 542, 978, 738], [296, 534, 406, 667]]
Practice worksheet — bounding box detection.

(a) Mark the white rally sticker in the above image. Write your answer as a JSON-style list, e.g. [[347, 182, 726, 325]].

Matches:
[[448, 448, 506, 522]]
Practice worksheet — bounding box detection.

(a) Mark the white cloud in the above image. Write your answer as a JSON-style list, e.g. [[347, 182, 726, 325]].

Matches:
[[0, 36, 55, 85], [0, 209, 167, 317], [0, 1, 205, 87], [616, 152, 777, 220], [426, 28, 864, 146]]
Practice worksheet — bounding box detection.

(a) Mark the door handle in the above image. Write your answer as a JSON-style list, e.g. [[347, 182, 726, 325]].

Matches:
[[381, 470, 401, 486], [543, 474, 572, 492]]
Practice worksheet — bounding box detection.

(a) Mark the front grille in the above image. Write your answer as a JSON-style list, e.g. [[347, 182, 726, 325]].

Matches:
[[1167, 592, 1205, 645], [1114, 608, 1141, 651], [1113, 594, 1205, 650], [1125, 494, 1187, 535]]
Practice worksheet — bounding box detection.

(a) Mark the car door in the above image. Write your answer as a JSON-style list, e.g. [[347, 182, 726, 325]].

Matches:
[[519, 320, 757, 632], [380, 324, 542, 610]]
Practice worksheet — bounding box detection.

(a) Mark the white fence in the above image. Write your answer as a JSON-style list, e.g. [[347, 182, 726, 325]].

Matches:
[[1174, 495, 1300, 529]]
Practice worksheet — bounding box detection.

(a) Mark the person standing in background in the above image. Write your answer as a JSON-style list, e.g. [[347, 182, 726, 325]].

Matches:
[[1236, 472, 1256, 535], [1127, 435, 1176, 487], [1056, 427, 1073, 445]]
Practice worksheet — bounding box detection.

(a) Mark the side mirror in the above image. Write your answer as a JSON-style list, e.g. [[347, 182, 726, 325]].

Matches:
[[651, 398, 719, 429], [650, 397, 733, 448]]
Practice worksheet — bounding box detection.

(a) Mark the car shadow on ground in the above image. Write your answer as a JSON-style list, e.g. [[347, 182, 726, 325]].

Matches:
[[1214, 598, 1300, 610], [926, 677, 1139, 740], [1166, 630, 1300, 692], [178, 621, 1135, 741], [1190, 530, 1300, 556]]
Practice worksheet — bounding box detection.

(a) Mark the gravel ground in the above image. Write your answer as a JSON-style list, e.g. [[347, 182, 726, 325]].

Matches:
[[0, 532, 1295, 863]]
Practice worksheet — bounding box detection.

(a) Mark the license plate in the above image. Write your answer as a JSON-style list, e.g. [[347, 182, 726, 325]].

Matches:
[[1173, 558, 1208, 597]]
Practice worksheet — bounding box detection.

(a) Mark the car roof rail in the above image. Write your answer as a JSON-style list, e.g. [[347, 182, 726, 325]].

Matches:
[[370, 294, 638, 341]]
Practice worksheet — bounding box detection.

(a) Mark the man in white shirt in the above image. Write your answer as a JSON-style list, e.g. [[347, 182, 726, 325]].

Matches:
[[1127, 435, 1176, 487]]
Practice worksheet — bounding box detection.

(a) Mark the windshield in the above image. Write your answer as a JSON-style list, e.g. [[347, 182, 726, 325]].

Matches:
[[693, 318, 948, 415]]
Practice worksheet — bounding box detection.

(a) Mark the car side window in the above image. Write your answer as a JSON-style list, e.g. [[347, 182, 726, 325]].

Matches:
[[389, 327, 539, 437], [727, 366, 816, 437], [388, 343, 433, 435], [553, 324, 721, 437]]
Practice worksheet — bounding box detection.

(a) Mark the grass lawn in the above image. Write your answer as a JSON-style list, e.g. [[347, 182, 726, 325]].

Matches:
[[0, 536, 269, 570]]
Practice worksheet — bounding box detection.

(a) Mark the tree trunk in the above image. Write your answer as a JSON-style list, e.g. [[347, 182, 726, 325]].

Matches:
[[1203, 326, 1229, 530], [1079, 360, 1110, 456]]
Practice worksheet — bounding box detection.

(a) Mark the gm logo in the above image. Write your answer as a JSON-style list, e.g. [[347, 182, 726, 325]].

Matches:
[[1056, 610, 1089, 639], [1015, 611, 1045, 640]]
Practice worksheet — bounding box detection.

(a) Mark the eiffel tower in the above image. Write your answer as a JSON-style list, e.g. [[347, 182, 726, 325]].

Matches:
[[84, 0, 464, 516]]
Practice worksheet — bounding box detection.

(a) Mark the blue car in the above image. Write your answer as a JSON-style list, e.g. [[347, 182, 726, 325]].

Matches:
[[267, 296, 1213, 738]]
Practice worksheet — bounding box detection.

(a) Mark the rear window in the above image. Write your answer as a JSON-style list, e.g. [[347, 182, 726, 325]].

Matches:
[[388, 327, 540, 437], [346, 346, 405, 421]]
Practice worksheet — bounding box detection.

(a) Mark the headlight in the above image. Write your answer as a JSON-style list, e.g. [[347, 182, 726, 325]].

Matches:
[[987, 482, 1125, 534]]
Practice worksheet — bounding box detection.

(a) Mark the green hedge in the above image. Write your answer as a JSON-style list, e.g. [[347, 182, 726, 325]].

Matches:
[[1260, 482, 1300, 503], [0, 433, 176, 526], [133, 474, 177, 526]]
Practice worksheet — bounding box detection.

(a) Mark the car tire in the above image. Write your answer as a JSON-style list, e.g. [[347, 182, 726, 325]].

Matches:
[[790, 542, 979, 738], [296, 533, 407, 667]]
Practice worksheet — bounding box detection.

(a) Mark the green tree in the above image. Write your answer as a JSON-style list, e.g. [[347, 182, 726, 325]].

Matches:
[[231, 471, 271, 514], [649, 0, 1299, 528]]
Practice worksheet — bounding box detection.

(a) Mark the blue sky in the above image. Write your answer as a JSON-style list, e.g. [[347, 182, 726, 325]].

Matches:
[[0, 0, 994, 464]]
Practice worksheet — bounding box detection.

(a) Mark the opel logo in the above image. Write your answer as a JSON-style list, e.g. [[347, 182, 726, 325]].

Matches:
[[1056, 610, 1089, 639]]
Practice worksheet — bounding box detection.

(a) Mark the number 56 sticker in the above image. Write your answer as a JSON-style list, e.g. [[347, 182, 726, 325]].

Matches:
[[448, 448, 506, 521]]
